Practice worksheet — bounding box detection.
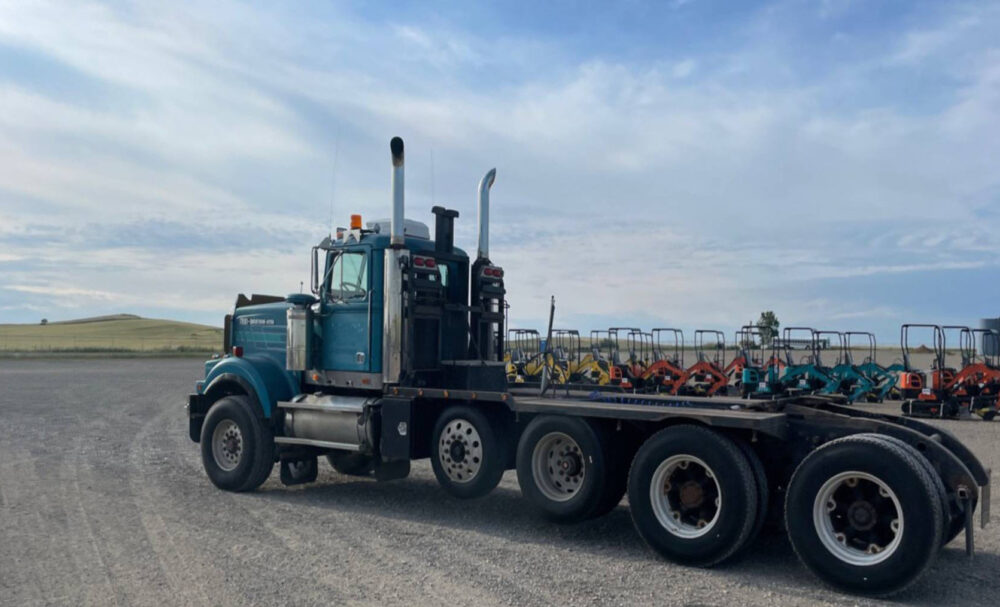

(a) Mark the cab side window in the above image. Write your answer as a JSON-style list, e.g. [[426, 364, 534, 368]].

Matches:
[[326, 251, 368, 302]]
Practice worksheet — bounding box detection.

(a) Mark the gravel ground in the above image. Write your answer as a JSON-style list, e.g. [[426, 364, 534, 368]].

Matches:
[[1, 358, 998, 607]]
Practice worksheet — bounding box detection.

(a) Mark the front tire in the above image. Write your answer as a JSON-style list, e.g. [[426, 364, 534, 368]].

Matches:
[[200, 395, 275, 492], [627, 425, 758, 567], [430, 406, 508, 499], [785, 434, 942, 596]]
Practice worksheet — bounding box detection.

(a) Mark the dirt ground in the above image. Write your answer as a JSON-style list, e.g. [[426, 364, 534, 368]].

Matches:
[[1, 358, 997, 607]]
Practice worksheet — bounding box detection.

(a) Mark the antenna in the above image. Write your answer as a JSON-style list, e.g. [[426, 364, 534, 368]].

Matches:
[[430, 148, 436, 206], [329, 132, 340, 238]]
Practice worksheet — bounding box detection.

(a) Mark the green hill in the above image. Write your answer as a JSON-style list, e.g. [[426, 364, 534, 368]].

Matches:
[[0, 315, 223, 353]]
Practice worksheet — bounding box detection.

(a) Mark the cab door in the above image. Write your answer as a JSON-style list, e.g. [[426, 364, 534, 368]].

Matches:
[[320, 247, 372, 372]]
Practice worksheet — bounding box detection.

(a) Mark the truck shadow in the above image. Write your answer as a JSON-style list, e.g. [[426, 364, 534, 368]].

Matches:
[[246, 466, 997, 604]]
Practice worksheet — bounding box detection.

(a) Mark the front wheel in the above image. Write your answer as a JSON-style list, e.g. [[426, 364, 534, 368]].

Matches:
[[430, 406, 508, 499], [200, 395, 275, 492], [785, 434, 942, 596], [627, 425, 758, 567]]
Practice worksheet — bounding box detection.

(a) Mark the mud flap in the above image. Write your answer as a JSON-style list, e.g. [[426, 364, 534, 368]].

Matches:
[[983, 469, 992, 529], [963, 490, 975, 556], [280, 457, 318, 486], [373, 458, 410, 482]]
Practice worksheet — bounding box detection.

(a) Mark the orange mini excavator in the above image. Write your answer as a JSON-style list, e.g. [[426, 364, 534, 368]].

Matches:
[[684, 330, 729, 396], [641, 328, 691, 394]]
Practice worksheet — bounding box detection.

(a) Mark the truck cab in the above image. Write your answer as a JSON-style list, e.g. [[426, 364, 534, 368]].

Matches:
[[188, 136, 508, 490]]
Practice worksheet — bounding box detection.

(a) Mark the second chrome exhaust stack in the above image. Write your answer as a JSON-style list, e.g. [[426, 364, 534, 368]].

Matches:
[[390, 137, 405, 247], [477, 168, 496, 260]]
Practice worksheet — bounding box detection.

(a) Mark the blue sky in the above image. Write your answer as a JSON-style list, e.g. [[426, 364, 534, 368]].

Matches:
[[0, 0, 998, 343]]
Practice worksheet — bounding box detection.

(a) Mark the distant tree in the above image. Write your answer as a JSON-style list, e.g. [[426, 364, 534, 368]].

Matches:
[[40, 318, 48, 325], [757, 311, 780, 345]]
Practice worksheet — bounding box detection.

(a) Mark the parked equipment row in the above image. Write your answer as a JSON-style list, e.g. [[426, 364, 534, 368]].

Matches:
[[504, 324, 1000, 420]]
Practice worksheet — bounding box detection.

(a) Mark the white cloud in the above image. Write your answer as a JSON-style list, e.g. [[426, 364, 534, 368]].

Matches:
[[0, 1, 998, 336], [672, 59, 697, 79], [5, 284, 120, 300]]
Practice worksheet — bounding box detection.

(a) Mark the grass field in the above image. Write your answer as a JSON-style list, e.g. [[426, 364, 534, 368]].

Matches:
[[0, 314, 223, 354]]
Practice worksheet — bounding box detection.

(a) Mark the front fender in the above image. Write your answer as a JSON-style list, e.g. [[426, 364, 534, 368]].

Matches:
[[203, 354, 298, 418]]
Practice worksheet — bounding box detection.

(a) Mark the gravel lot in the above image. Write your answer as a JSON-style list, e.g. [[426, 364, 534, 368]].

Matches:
[[1, 358, 998, 606]]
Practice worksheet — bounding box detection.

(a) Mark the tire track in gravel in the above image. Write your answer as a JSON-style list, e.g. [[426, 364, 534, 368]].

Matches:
[[241, 466, 588, 606], [132, 374, 515, 605], [0, 452, 50, 606], [128, 396, 373, 606], [237, 483, 519, 606], [1, 403, 98, 607], [53, 375, 171, 607], [62, 426, 125, 607], [126, 395, 253, 607], [145, 401, 499, 606]]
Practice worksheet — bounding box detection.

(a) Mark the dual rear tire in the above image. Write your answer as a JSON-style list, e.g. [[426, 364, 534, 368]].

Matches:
[[625, 427, 945, 596], [627, 425, 762, 566], [784, 433, 943, 596], [515, 415, 627, 523]]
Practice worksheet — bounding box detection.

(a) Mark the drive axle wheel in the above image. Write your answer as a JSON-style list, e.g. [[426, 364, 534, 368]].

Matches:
[[200, 395, 275, 492], [430, 406, 507, 499], [628, 425, 758, 567], [734, 439, 770, 555], [785, 434, 942, 596], [516, 416, 625, 523], [870, 435, 962, 548]]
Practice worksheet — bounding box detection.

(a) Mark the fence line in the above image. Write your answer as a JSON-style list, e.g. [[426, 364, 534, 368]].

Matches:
[[0, 335, 220, 352]]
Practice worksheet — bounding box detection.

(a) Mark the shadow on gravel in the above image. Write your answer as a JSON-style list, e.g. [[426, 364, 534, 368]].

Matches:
[[251, 472, 650, 559], [238, 469, 840, 590], [237, 468, 995, 604]]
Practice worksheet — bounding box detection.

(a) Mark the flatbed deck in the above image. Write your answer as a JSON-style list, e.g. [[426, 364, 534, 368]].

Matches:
[[511, 395, 790, 438], [390, 385, 804, 439]]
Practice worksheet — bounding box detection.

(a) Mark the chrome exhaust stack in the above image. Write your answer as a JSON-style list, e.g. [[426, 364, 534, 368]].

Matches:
[[384, 137, 408, 384], [390, 136, 405, 247], [477, 168, 496, 260]]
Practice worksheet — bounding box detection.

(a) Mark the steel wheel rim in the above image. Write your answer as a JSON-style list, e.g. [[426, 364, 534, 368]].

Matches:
[[211, 419, 243, 472], [650, 454, 721, 538], [531, 432, 586, 502], [812, 471, 903, 566], [439, 418, 483, 483]]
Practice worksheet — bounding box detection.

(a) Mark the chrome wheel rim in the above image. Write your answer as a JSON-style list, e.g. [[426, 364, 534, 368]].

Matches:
[[439, 418, 483, 483], [531, 432, 585, 502], [650, 454, 721, 538], [211, 419, 243, 472], [812, 471, 903, 566]]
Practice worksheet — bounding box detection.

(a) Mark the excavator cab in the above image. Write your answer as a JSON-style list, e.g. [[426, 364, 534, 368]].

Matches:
[[642, 328, 690, 394], [685, 330, 729, 396]]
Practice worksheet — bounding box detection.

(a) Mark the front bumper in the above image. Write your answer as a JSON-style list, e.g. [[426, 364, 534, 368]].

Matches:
[[186, 393, 210, 442]]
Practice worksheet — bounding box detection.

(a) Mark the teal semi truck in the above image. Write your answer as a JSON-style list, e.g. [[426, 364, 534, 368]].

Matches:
[[187, 137, 990, 596]]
